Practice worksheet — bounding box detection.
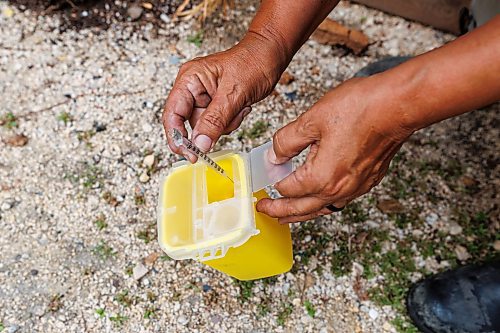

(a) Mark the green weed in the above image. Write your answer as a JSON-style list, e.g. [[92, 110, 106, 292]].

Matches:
[[1, 112, 17, 129], [95, 308, 106, 318], [144, 308, 157, 319], [115, 290, 133, 307], [109, 313, 128, 326], [304, 300, 315, 318], [93, 241, 116, 259], [57, 112, 72, 124], [234, 279, 255, 302], [276, 303, 293, 326], [94, 215, 107, 231], [187, 30, 204, 47]]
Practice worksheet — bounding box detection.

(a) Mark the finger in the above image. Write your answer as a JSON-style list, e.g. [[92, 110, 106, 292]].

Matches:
[[223, 106, 251, 134], [189, 106, 250, 135], [192, 85, 245, 152], [162, 85, 195, 155], [274, 142, 324, 197], [185, 72, 213, 108], [278, 207, 333, 224], [274, 161, 321, 198], [188, 107, 206, 129], [268, 112, 321, 165], [256, 196, 326, 219]]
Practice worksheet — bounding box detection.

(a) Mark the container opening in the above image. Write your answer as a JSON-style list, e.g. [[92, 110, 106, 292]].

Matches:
[[205, 157, 235, 204]]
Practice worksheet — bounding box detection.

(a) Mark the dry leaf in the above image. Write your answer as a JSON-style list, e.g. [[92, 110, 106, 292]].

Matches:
[[377, 199, 404, 214], [144, 252, 161, 265], [279, 71, 295, 85], [4, 134, 28, 147]]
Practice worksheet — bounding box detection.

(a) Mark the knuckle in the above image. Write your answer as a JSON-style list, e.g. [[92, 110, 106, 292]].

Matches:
[[292, 169, 309, 188], [297, 114, 320, 139], [178, 62, 191, 75], [286, 201, 302, 217], [161, 108, 168, 124], [201, 111, 227, 133]]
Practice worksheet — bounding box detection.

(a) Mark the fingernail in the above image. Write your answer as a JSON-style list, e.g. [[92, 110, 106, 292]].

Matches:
[[194, 135, 212, 152], [267, 147, 278, 164]]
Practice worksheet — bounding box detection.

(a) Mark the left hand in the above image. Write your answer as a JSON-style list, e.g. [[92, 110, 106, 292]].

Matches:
[[256, 76, 414, 223]]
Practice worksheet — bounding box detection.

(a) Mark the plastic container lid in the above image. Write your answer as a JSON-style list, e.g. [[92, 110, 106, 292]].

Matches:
[[157, 142, 293, 262]]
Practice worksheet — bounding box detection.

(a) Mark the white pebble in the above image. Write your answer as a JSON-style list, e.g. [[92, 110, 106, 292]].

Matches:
[[368, 308, 379, 320], [133, 263, 149, 280], [143, 154, 155, 168], [139, 172, 150, 183]]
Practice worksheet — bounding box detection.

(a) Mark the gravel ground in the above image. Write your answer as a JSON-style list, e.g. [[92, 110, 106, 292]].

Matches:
[[0, 1, 498, 332]]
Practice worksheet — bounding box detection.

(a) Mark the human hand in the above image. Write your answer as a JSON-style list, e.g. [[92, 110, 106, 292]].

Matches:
[[162, 33, 287, 162], [256, 77, 414, 223]]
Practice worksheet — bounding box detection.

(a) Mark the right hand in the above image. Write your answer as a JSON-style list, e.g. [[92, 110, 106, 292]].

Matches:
[[162, 33, 286, 162]]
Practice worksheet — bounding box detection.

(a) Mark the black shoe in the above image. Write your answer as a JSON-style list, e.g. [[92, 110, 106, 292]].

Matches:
[[354, 56, 412, 77], [407, 260, 500, 333]]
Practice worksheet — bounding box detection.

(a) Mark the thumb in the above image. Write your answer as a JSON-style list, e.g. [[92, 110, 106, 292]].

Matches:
[[268, 112, 321, 165], [192, 92, 244, 152]]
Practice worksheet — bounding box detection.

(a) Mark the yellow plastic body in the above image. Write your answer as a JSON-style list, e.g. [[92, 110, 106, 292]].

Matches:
[[204, 189, 294, 280], [158, 152, 293, 280]]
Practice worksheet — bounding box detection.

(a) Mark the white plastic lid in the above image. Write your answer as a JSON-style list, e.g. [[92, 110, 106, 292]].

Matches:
[[249, 141, 293, 192]]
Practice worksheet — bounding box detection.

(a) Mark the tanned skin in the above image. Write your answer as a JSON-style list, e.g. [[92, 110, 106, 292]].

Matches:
[[163, 1, 500, 223]]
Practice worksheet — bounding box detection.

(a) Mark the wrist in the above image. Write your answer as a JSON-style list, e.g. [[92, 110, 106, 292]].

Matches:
[[240, 29, 291, 77], [357, 64, 430, 139]]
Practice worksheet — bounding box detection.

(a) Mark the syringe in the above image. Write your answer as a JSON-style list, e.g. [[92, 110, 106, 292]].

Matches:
[[168, 128, 233, 183]]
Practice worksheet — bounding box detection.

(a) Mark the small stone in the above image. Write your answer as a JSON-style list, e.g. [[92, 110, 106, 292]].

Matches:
[[210, 314, 222, 324], [133, 263, 149, 280], [368, 308, 379, 320], [142, 2, 153, 10], [178, 315, 189, 325], [169, 55, 180, 65], [412, 229, 424, 237], [143, 101, 154, 108], [30, 269, 39, 276], [139, 172, 150, 183], [1, 198, 15, 211], [292, 298, 301, 307], [377, 199, 404, 214], [143, 154, 155, 168], [352, 262, 364, 277], [202, 284, 211, 292], [425, 213, 439, 226], [382, 321, 392, 331], [160, 13, 170, 24], [448, 222, 463, 236], [284, 91, 297, 101], [142, 123, 153, 132], [93, 122, 107, 132], [127, 5, 143, 20], [493, 240, 500, 252], [454, 245, 470, 261], [7, 325, 19, 333]]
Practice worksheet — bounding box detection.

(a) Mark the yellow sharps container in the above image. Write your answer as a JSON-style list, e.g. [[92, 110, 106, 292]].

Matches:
[[157, 142, 294, 280]]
